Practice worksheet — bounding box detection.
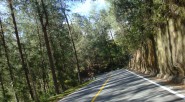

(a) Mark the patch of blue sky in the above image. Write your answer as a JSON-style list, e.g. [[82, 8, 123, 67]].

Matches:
[[66, 0, 109, 16], [0, 1, 9, 19]]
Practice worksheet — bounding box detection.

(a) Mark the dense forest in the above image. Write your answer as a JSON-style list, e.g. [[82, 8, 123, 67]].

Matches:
[[0, 0, 185, 101]]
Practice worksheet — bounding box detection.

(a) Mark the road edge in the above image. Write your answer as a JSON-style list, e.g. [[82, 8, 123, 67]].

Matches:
[[126, 69, 185, 100]]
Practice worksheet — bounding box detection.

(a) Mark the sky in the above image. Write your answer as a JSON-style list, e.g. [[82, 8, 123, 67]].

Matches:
[[0, 2, 8, 15], [67, 0, 108, 16], [0, 0, 109, 19]]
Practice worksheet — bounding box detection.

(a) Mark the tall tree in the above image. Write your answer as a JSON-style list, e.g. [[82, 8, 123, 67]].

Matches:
[[35, 0, 60, 94], [0, 71, 6, 101], [0, 17, 19, 102], [8, 0, 34, 100], [62, 9, 81, 83]]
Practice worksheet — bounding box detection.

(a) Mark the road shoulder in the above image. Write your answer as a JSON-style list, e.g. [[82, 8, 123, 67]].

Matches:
[[126, 69, 185, 100]]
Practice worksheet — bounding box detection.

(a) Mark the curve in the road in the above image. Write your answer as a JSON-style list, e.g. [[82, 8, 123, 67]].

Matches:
[[59, 69, 185, 102]]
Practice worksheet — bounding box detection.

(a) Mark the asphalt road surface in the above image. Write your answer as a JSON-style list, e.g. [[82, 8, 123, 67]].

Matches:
[[59, 69, 185, 102]]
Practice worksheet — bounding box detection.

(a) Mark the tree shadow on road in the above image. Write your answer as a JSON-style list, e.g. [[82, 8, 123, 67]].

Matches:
[[59, 69, 185, 102], [95, 70, 185, 102]]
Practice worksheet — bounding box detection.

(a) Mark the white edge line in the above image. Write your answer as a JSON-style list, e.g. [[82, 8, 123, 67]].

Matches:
[[126, 69, 185, 100]]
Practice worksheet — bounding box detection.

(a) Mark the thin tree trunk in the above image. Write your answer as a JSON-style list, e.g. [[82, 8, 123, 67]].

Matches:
[[106, 37, 114, 64], [59, 42, 67, 91], [22, 44, 39, 102], [0, 17, 19, 102], [35, 0, 60, 94], [49, 31, 64, 92], [8, 0, 34, 100], [0, 73, 6, 102], [62, 9, 81, 83], [109, 30, 120, 64], [36, 19, 47, 93]]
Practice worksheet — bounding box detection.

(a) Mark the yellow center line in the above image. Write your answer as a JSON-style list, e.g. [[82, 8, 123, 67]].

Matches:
[[91, 74, 111, 102]]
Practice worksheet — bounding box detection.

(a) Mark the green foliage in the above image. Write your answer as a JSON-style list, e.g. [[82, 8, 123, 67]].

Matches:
[[48, 80, 93, 102], [0, 0, 144, 101]]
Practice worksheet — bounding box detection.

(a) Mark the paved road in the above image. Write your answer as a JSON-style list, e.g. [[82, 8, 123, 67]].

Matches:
[[59, 69, 185, 102]]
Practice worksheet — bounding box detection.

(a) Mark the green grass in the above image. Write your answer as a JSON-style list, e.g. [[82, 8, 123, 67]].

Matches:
[[48, 80, 93, 102]]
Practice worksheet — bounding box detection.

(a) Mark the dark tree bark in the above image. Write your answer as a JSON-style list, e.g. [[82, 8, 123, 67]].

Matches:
[[0, 72, 6, 101], [35, 0, 60, 94], [8, 0, 34, 100], [149, 35, 159, 74], [145, 0, 159, 75], [62, 9, 81, 83], [22, 44, 39, 102], [59, 42, 67, 90], [36, 20, 47, 93], [0, 17, 19, 102]]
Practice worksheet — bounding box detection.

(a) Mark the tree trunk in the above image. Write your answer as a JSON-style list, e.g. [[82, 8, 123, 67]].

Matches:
[[167, 20, 178, 76], [35, 0, 60, 94], [106, 39, 114, 65], [0, 17, 19, 102], [59, 42, 67, 91], [149, 34, 159, 74], [36, 19, 47, 93], [0, 73, 6, 102], [110, 30, 121, 65], [62, 9, 81, 83], [8, 0, 34, 100], [22, 44, 40, 102]]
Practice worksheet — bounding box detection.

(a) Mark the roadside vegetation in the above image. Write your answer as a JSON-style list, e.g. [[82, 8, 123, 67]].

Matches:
[[48, 80, 93, 102], [0, 0, 185, 101]]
